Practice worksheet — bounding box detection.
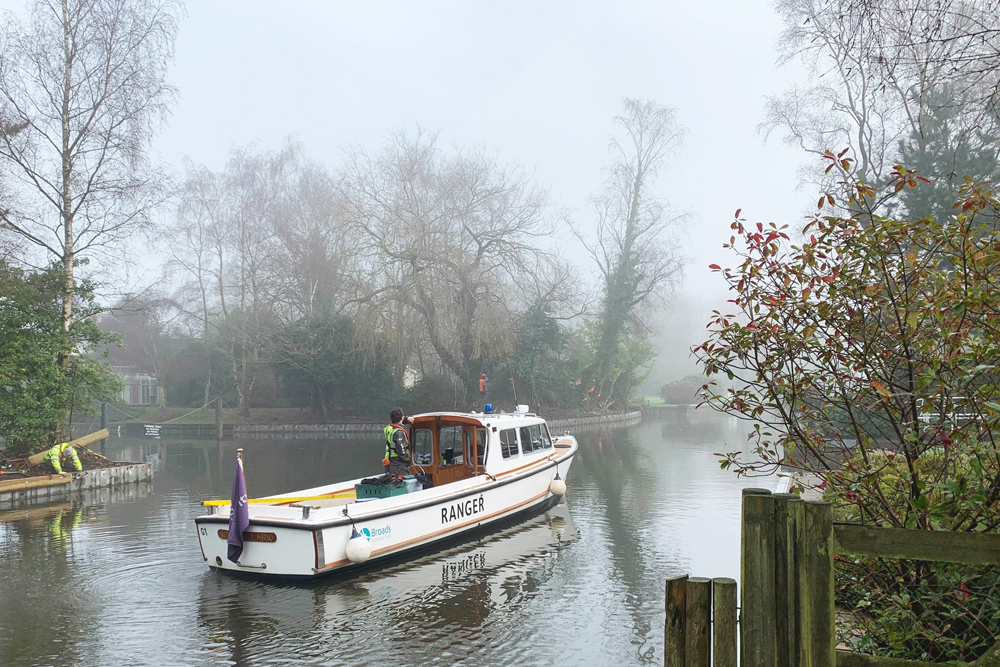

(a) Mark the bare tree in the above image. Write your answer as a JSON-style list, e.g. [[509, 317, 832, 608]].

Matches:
[[0, 0, 180, 375], [215, 143, 296, 412], [764, 0, 1000, 185], [576, 98, 687, 407], [270, 160, 363, 321], [341, 130, 552, 392], [162, 160, 222, 406]]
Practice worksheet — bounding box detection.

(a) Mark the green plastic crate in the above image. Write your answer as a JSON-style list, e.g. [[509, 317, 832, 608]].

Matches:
[[355, 483, 407, 499]]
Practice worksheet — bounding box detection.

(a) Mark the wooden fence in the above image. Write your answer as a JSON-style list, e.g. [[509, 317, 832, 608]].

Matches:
[[664, 488, 1000, 667]]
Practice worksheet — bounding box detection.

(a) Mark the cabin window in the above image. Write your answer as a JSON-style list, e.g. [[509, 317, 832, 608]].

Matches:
[[439, 425, 464, 466], [530, 424, 547, 450], [412, 429, 433, 465], [499, 429, 519, 459], [541, 423, 553, 449], [519, 426, 535, 453], [520, 425, 545, 453], [477, 428, 488, 466]]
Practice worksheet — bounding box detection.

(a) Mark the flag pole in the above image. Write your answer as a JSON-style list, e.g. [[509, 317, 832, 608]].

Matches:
[[228, 447, 250, 564], [237, 448, 244, 489]]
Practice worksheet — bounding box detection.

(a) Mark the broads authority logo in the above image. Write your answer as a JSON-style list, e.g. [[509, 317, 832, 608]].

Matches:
[[360, 525, 392, 543]]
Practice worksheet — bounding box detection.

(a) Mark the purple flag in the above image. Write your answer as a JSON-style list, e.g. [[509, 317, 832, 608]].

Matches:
[[227, 457, 250, 563]]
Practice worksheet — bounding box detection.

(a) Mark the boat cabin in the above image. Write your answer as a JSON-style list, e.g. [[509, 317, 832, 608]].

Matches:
[[407, 411, 556, 488]]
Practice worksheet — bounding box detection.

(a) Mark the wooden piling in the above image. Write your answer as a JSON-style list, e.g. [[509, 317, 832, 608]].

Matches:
[[803, 501, 835, 667], [712, 577, 738, 667], [665, 575, 688, 666], [215, 399, 224, 441], [741, 488, 776, 667], [686, 577, 711, 667]]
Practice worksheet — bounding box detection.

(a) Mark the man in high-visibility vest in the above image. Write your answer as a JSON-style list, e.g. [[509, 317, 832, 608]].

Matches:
[[44, 442, 82, 474], [383, 408, 412, 478]]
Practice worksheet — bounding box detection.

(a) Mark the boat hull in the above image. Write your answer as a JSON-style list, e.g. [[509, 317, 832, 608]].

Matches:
[[195, 446, 575, 579]]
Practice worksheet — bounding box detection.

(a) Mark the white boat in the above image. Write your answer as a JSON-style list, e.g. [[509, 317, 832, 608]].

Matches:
[[194, 408, 578, 578]]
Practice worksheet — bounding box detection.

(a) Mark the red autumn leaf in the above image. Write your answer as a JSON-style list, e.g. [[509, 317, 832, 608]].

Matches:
[[708, 264, 721, 270], [734, 208, 741, 218]]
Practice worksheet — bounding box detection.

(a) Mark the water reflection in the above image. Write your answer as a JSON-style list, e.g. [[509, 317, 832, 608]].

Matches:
[[0, 410, 767, 667], [0, 483, 153, 667], [195, 503, 576, 666]]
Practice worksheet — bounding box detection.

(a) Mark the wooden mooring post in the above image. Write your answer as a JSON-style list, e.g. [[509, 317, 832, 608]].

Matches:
[[664, 576, 737, 667], [740, 488, 834, 667]]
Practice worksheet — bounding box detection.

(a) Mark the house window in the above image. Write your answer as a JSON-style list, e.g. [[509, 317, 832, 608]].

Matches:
[[139, 376, 151, 406]]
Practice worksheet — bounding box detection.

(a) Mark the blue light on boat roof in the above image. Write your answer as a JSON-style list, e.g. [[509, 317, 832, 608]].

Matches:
[[484, 403, 493, 414]]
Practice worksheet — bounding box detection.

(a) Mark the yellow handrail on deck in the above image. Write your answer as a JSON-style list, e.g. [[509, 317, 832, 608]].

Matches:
[[201, 491, 356, 507]]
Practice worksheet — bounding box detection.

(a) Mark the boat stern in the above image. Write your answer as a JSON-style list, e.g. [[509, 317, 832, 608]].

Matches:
[[195, 515, 322, 577]]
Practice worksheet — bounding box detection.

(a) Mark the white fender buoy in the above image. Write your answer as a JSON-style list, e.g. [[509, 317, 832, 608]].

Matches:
[[346, 527, 371, 564], [549, 473, 566, 497]]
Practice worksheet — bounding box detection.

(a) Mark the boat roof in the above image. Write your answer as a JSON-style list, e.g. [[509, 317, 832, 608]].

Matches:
[[408, 410, 546, 427]]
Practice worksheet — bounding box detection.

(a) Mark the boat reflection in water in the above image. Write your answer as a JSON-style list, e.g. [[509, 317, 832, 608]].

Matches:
[[195, 501, 576, 665]]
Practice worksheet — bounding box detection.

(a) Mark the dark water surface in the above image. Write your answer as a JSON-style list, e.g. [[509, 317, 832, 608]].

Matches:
[[0, 410, 769, 666]]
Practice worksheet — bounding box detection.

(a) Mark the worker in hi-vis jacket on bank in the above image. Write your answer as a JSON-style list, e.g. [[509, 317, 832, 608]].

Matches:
[[44, 442, 82, 474]]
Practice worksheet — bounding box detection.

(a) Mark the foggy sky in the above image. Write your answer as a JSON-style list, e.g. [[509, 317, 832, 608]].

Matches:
[[0, 0, 810, 387]]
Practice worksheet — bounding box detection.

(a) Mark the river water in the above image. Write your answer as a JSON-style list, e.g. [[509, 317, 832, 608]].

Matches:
[[0, 410, 771, 667]]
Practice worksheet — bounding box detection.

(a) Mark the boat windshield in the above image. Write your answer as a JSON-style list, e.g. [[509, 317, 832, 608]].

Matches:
[[412, 428, 433, 465], [439, 425, 464, 466]]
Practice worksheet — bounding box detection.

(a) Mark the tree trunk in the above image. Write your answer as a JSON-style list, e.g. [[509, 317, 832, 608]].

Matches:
[[54, 0, 74, 442]]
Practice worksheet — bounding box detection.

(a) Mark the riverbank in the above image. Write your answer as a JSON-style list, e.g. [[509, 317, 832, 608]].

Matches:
[[0, 462, 153, 508], [76, 408, 643, 440]]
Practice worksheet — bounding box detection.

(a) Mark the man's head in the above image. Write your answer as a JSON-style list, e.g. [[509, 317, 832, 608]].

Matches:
[[390, 407, 404, 424], [481, 373, 486, 378]]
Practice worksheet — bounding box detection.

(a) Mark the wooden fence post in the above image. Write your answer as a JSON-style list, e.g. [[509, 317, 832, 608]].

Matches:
[[686, 577, 711, 667], [774, 493, 803, 667], [665, 575, 688, 666], [791, 495, 809, 667], [742, 488, 777, 667], [803, 501, 835, 667], [712, 577, 738, 667]]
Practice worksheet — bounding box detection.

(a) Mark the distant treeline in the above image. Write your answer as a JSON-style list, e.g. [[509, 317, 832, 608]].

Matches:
[[102, 102, 687, 418]]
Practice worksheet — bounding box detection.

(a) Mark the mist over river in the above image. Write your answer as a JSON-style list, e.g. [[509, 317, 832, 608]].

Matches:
[[0, 410, 771, 666]]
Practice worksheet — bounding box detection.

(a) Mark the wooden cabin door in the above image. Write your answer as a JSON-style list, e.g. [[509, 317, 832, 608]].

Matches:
[[434, 424, 469, 486]]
